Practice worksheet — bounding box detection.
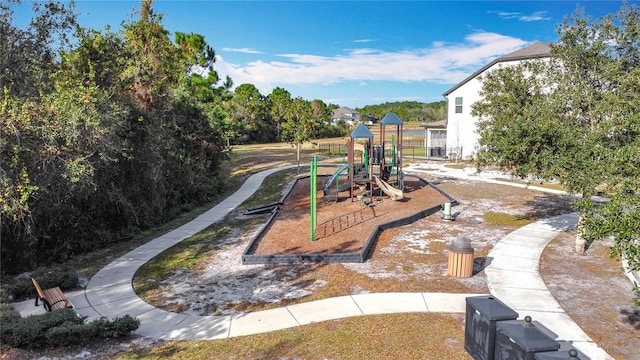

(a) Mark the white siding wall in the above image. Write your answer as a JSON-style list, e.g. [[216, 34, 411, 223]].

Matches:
[[445, 74, 484, 160], [445, 59, 536, 160]]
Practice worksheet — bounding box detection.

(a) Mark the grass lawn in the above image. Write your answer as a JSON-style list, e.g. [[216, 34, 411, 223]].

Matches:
[[119, 313, 470, 360]]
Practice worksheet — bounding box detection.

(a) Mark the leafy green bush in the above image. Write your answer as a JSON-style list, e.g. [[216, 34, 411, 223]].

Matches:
[[1, 266, 78, 302], [0, 308, 139, 349], [90, 315, 140, 338], [33, 266, 78, 291], [1, 277, 34, 302], [0, 308, 83, 348], [0, 303, 21, 324], [0, 288, 10, 303], [45, 322, 92, 347]]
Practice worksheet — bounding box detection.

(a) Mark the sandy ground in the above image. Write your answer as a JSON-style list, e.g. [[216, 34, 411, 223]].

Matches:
[[5, 165, 638, 359], [143, 172, 567, 316]]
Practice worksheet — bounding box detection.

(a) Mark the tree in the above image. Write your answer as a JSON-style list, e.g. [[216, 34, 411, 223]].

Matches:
[[226, 83, 274, 143], [280, 97, 320, 172], [1, 0, 228, 272], [472, 4, 640, 272], [0, 0, 78, 98], [175, 31, 216, 74], [267, 87, 292, 140], [357, 101, 446, 122], [174, 31, 234, 147], [1, 0, 87, 269]]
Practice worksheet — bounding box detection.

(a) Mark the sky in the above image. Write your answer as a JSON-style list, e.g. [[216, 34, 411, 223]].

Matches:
[[12, 1, 636, 108]]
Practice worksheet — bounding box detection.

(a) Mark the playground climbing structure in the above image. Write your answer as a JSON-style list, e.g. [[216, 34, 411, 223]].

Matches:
[[322, 113, 405, 203]]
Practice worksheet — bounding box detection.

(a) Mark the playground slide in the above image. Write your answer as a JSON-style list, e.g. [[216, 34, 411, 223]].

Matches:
[[373, 175, 404, 201], [324, 164, 350, 192]]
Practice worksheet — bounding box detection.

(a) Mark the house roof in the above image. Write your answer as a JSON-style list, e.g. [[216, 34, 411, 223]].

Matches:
[[443, 42, 551, 96], [331, 106, 358, 119], [350, 123, 374, 139]]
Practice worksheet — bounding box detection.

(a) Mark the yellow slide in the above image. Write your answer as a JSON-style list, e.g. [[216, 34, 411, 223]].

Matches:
[[373, 175, 404, 201]]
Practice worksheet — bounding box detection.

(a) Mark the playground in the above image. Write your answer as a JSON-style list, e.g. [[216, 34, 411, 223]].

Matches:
[[244, 113, 452, 261], [249, 174, 449, 256]]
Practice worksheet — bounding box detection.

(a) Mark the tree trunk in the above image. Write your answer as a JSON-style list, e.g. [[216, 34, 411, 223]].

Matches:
[[575, 212, 587, 254], [296, 142, 301, 174]]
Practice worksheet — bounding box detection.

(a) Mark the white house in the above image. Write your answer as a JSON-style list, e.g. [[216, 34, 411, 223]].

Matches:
[[331, 107, 361, 125], [443, 42, 551, 160]]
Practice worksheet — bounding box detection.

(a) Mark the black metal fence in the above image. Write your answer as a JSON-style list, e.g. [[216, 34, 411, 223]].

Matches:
[[317, 143, 348, 155], [315, 143, 454, 159]]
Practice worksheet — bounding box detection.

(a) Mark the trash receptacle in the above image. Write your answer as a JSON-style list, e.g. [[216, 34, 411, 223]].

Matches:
[[465, 295, 519, 360], [448, 237, 474, 277], [494, 316, 560, 360]]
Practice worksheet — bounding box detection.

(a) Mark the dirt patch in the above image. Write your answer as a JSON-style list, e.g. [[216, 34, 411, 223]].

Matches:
[[0, 337, 160, 360], [540, 232, 640, 359]]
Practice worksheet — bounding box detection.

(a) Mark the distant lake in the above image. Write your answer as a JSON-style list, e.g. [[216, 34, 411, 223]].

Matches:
[[403, 129, 424, 136]]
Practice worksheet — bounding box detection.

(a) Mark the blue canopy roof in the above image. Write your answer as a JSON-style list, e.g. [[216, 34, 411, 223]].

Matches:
[[350, 124, 374, 139], [380, 112, 403, 125]]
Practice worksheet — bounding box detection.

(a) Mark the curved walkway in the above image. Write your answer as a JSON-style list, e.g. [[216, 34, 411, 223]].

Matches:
[[484, 212, 610, 359], [14, 164, 612, 359]]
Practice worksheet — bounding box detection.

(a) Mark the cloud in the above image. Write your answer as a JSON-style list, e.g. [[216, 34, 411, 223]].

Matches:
[[221, 47, 263, 54], [353, 39, 375, 43], [493, 10, 551, 22], [213, 31, 528, 96], [519, 11, 551, 22]]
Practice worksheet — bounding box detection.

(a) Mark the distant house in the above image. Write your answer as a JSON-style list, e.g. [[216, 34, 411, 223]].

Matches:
[[443, 42, 551, 160], [331, 107, 361, 125]]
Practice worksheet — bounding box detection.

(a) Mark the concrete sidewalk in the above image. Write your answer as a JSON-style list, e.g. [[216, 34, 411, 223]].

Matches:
[[484, 212, 612, 359], [11, 164, 613, 359]]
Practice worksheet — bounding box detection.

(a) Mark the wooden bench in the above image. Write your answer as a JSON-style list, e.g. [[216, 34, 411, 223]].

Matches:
[[31, 278, 73, 312]]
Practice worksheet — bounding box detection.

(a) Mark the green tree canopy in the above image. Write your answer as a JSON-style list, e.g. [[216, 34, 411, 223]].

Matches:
[[226, 83, 275, 143], [280, 97, 322, 171], [0, 0, 78, 98], [1, 0, 227, 272], [358, 101, 446, 122], [473, 4, 640, 272]]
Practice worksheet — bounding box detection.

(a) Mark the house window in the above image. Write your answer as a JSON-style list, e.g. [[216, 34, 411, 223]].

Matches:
[[455, 97, 463, 113]]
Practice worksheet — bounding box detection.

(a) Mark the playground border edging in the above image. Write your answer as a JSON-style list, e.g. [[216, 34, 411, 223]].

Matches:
[[242, 174, 457, 265]]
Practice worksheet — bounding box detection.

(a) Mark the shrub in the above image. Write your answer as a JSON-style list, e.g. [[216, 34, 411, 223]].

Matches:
[[46, 322, 91, 347], [32, 266, 78, 290], [0, 308, 84, 348], [2, 313, 43, 349], [0, 288, 10, 303], [90, 315, 140, 338], [0, 277, 33, 302], [0, 303, 21, 324], [32, 308, 85, 329], [0, 309, 140, 349], [1, 266, 79, 302]]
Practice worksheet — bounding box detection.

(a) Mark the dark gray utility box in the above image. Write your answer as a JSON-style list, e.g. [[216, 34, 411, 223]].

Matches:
[[534, 348, 586, 360], [464, 295, 519, 360], [494, 317, 560, 359]]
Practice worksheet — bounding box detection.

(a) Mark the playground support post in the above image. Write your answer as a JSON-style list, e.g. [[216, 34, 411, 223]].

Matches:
[[310, 155, 317, 241]]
